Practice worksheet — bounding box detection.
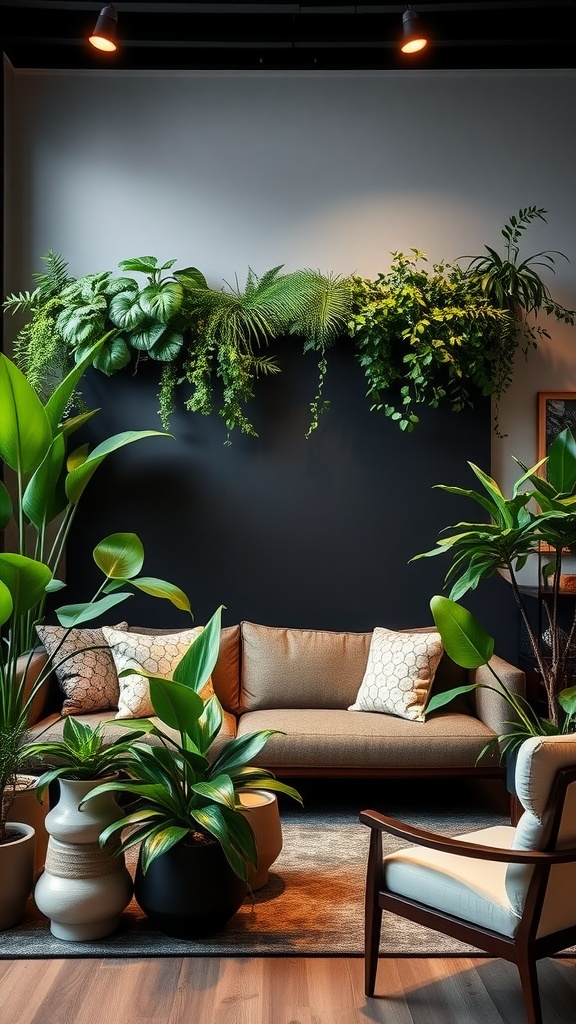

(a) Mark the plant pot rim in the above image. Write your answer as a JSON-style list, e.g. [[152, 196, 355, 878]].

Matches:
[[0, 821, 35, 846]]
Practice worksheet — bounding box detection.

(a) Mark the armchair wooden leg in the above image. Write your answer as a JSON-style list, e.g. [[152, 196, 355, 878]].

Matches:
[[516, 951, 542, 1024], [364, 829, 383, 997]]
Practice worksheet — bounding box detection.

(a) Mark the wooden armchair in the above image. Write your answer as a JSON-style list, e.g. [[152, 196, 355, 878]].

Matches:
[[360, 735, 576, 1024]]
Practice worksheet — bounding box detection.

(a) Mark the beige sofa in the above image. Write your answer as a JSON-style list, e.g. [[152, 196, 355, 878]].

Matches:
[[26, 620, 525, 781]]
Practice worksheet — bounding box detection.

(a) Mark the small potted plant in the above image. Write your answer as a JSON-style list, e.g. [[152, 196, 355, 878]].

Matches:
[[24, 717, 149, 941], [85, 605, 303, 939]]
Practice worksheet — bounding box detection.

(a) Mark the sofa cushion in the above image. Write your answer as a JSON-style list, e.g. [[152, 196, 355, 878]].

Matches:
[[35, 622, 128, 715], [104, 625, 204, 718], [128, 623, 241, 714], [240, 621, 372, 712], [236, 708, 500, 769], [349, 627, 444, 722]]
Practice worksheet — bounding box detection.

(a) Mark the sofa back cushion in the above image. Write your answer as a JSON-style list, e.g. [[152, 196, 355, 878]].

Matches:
[[240, 621, 372, 711], [127, 622, 241, 714]]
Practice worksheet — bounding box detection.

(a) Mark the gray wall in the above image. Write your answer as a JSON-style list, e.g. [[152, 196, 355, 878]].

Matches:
[[3, 67, 576, 648]]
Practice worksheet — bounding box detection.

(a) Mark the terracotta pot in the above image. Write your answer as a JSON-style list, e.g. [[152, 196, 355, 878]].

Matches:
[[134, 835, 247, 938], [0, 822, 35, 931], [238, 789, 283, 889], [8, 774, 50, 879]]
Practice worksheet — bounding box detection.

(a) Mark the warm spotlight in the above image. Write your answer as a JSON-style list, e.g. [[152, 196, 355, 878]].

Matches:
[[400, 5, 428, 55], [89, 5, 118, 53]]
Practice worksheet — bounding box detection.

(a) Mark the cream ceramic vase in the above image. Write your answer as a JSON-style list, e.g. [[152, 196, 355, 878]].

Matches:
[[238, 789, 283, 889], [34, 778, 133, 941], [0, 822, 36, 931]]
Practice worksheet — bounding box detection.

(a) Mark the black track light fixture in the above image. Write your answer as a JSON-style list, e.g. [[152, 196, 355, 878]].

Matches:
[[89, 5, 118, 53], [400, 5, 428, 55]]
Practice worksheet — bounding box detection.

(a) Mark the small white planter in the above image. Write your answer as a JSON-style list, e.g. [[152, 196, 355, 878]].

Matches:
[[0, 822, 35, 931], [34, 778, 133, 941]]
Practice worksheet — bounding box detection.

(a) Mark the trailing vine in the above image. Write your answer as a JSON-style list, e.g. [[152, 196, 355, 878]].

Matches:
[[4, 208, 574, 440]]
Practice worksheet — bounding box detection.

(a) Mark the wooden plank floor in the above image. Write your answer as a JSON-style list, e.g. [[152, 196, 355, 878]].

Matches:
[[1, 956, 575, 1024]]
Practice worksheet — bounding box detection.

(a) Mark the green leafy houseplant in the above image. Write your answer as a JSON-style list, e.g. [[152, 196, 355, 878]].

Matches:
[[426, 596, 576, 757], [413, 427, 576, 749], [85, 606, 302, 882], [0, 347, 191, 844], [348, 249, 513, 433], [25, 717, 148, 794]]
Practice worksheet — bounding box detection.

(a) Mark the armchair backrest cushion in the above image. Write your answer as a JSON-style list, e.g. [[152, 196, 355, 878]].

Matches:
[[506, 735, 576, 936]]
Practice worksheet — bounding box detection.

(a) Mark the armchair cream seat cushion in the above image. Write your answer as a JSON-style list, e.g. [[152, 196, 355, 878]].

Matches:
[[382, 735, 576, 940]]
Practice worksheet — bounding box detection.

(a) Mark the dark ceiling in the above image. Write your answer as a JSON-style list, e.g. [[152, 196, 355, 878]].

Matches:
[[0, 0, 574, 72]]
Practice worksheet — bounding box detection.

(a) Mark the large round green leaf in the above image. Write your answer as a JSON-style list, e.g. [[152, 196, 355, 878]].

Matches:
[[0, 553, 52, 617], [148, 330, 184, 362], [139, 281, 183, 323], [127, 319, 166, 352], [174, 267, 208, 290], [430, 595, 494, 669], [0, 578, 13, 628], [93, 532, 144, 579], [108, 290, 146, 330], [93, 337, 132, 375], [0, 354, 52, 473]]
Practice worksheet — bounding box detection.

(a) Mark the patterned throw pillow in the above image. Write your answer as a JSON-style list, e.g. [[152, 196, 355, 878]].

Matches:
[[348, 627, 444, 723], [35, 622, 128, 715], [103, 625, 205, 719]]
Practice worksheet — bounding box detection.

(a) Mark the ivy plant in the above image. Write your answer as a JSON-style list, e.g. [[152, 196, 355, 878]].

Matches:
[[348, 250, 513, 432]]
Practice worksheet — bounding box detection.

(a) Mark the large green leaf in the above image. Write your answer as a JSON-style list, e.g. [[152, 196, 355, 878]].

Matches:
[[172, 605, 223, 693], [0, 553, 52, 617], [174, 267, 208, 290], [118, 256, 160, 274], [147, 675, 204, 737], [65, 429, 171, 505], [128, 319, 166, 351], [0, 354, 52, 473], [126, 576, 192, 613], [44, 336, 107, 432], [108, 290, 147, 330], [191, 804, 257, 880], [93, 532, 144, 579], [547, 428, 576, 495], [191, 775, 236, 810], [0, 578, 13, 628], [209, 729, 279, 778], [139, 281, 183, 323], [430, 595, 494, 669], [92, 337, 131, 375], [22, 433, 67, 529], [148, 330, 184, 362], [55, 591, 133, 627], [425, 683, 480, 716]]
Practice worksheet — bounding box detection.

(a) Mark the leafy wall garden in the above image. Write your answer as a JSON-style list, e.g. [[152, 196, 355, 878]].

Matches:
[[4, 207, 574, 442]]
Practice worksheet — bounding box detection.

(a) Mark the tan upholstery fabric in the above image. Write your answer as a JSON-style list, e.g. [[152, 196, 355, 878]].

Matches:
[[212, 625, 241, 713], [240, 621, 372, 712], [471, 656, 527, 735], [349, 627, 443, 722], [35, 622, 128, 715], [236, 708, 499, 769]]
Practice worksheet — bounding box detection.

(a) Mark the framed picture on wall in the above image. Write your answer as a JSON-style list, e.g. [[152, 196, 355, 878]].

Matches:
[[537, 392, 576, 465]]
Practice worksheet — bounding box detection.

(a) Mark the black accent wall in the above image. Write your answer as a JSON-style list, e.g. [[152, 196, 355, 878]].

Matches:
[[65, 337, 516, 661]]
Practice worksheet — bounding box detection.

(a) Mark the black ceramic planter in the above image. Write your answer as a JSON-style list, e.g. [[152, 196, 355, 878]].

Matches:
[[134, 836, 247, 939]]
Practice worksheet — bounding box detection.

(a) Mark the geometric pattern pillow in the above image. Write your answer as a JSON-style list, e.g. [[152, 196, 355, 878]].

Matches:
[[103, 625, 204, 719], [35, 622, 128, 715], [348, 627, 444, 723]]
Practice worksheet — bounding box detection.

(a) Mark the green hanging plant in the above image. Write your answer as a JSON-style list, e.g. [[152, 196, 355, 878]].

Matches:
[[348, 250, 513, 432]]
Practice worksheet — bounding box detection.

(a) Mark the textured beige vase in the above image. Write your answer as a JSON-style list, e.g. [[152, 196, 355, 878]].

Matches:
[[238, 790, 283, 889], [0, 822, 35, 931]]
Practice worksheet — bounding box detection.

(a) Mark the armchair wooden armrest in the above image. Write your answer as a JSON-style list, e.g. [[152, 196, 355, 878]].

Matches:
[[359, 809, 576, 864]]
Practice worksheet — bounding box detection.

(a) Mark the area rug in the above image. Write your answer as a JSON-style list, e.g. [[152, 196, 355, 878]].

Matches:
[[2, 778, 572, 960]]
